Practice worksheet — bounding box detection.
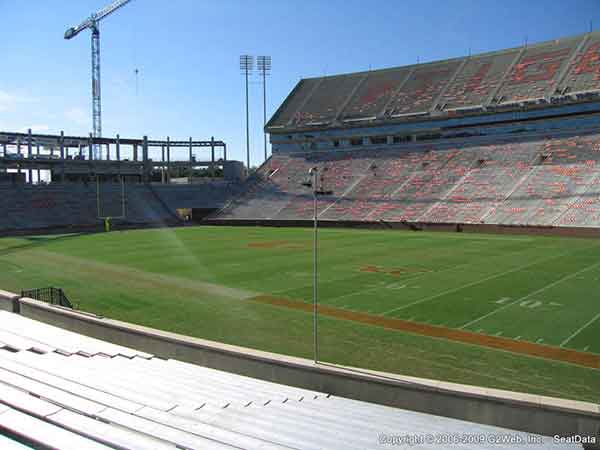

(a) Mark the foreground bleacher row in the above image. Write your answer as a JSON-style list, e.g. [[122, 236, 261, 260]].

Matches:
[[0, 312, 580, 449], [218, 130, 600, 227], [0, 182, 240, 232]]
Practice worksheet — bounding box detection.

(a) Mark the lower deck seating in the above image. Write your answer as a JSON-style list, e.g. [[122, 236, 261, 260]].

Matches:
[[1, 182, 240, 232], [219, 130, 600, 228], [0, 312, 570, 450]]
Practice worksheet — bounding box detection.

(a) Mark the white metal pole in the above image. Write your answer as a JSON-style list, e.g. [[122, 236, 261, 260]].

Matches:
[[313, 168, 319, 363], [263, 69, 267, 162]]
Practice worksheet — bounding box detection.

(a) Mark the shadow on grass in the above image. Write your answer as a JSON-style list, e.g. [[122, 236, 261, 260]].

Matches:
[[0, 233, 89, 256]]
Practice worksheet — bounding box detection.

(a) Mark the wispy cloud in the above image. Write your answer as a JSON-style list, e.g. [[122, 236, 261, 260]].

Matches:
[[65, 106, 88, 127], [0, 90, 36, 112], [18, 124, 50, 133]]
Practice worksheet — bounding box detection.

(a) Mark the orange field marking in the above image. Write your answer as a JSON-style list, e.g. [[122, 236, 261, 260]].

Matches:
[[250, 295, 600, 370], [359, 265, 429, 276], [247, 240, 306, 250]]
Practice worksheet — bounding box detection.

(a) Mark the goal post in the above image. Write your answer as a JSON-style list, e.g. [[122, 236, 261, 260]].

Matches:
[[97, 176, 126, 221]]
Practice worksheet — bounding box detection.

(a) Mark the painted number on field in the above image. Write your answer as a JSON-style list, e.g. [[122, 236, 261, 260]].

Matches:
[[495, 297, 560, 309], [519, 300, 543, 309]]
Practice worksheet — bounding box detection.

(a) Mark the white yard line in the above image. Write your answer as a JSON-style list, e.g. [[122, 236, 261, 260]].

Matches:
[[381, 249, 576, 316], [560, 313, 600, 348], [323, 241, 544, 306], [459, 259, 600, 330]]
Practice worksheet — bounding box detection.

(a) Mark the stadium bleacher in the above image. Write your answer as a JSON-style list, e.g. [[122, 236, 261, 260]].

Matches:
[[218, 129, 600, 228], [495, 36, 580, 104], [0, 311, 581, 449], [438, 50, 519, 110], [223, 31, 600, 230], [266, 31, 600, 132], [384, 60, 464, 117], [340, 67, 413, 121], [559, 33, 600, 95], [0, 183, 241, 233]]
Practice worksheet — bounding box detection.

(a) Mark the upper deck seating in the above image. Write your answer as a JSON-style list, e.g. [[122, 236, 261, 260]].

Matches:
[[559, 32, 600, 95], [340, 68, 413, 121], [383, 60, 463, 117], [495, 37, 580, 104], [267, 32, 598, 135], [439, 50, 518, 110], [290, 74, 365, 127]]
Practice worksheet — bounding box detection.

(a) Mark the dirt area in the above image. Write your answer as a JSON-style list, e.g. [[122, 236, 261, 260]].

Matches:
[[250, 295, 600, 370], [247, 240, 306, 250]]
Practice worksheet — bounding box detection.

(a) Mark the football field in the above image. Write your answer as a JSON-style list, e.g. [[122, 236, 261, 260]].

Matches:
[[0, 225, 598, 403]]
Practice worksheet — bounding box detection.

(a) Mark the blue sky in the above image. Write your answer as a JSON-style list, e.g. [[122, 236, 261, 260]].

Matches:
[[0, 0, 599, 166]]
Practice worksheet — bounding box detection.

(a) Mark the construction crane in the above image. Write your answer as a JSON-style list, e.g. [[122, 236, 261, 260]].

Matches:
[[64, 0, 133, 159]]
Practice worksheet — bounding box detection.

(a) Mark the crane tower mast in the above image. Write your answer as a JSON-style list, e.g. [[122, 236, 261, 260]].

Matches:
[[64, 0, 132, 159]]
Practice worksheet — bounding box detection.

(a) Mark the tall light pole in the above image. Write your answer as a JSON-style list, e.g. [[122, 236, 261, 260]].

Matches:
[[309, 167, 319, 363], [240, 55, 254, 171], [303, 166, 329, 363], [257, 56, 271, 163]]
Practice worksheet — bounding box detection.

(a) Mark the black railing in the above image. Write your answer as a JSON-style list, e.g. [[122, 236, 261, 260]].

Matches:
[[21, 287, 74, 309]]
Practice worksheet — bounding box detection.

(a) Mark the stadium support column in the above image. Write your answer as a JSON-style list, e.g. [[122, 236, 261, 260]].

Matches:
[[16, 139, 21, 176], [188, 137, 193, 184], [116, 134, 121, 182], [88, 133, 94, 160], [166, 136, 171, 184], [161, 145, 165, 184], [60, 131, 65, 183], [36, 144, 40, 184], [27, 129, 33, 184], [142, 135, 149, 183], [88, 133, 94, 181], [2, 143, 5, 158], [223, 143, 227, 161], [210, 136, 215, 178]]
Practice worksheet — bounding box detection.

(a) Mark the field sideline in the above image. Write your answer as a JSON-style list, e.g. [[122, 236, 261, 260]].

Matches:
[[0, 225, 598, 403]]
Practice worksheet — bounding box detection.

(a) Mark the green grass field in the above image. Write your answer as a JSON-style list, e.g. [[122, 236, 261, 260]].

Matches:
[[0, 226, 598, 403]]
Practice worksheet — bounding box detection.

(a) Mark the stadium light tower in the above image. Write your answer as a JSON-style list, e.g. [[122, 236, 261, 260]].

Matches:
[[257, 56, 272, 162], [64, 0, 133, 160], [240, 55, 254, 170]]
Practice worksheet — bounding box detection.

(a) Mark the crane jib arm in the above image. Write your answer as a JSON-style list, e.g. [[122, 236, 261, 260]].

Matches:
[[64, 0, 132, 40]]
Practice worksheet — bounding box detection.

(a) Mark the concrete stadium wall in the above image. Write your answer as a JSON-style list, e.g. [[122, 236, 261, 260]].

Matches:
[[0, 289, 19, 313], [203, 218, 600, 238], [13, 295, 600, 447]]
